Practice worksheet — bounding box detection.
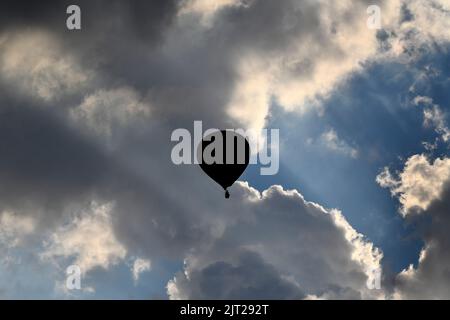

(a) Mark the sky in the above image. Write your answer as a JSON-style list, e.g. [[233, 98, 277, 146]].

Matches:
[[0, 0, 450, 299]]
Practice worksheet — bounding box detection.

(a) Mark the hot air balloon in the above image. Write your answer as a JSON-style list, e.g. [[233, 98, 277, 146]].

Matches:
[[198, 130, 250, 199]]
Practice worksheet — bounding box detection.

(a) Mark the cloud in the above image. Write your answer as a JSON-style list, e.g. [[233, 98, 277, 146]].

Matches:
[[377, 153, 450, 299], [183, 0, 450, 131], [0, 0, 178, 41], [0, 30, 89, 101], [216, 0, 399, 129], [0, 211, 35, 248], [168, 249, 305, 299], [41, 202, 127, 273], [0, 0, 450, 299], [402, 0, 450, 44], [413, 96, 450, 143], [397, 181, 450, 299], [378, 0, 450, 65], [132, 258, 152, 283], [179, 0, 245, 23], [377, 154, 450, 216], [168, 183, 383, 300], [70, 87, 151, 143], [423, 105, 450, 142], [320, 129, 359, 158], [413, 96, 434, 106]]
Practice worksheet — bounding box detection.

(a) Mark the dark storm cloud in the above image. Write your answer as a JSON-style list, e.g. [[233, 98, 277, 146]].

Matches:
[[170, 250, 305, 299], [0, 91, 109, 223], [0, 0, 178, 41]]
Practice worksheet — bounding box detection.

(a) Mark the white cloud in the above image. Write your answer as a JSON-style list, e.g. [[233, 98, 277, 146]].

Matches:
[[320, 129, 359, 158], [227, 57, 274, 131], [132, 258, 152, 283], [222, 0, 411, 131], [179, 0, 245, 23], [223, 0, 450, 131], [378, 0, 450, 65], [0, 30, 89, 101], [41, 202, 127, 273], [402, 0, 450, 45], [423, 105, 450, 142], [378, 153, 450, 299], [71, 87, 150, 142], [377, 154, 450, 216], [413, 96, 450, 142], [0, 211, 35, 248], [223, 1, 385, 129], [413, 95, 434, 106]]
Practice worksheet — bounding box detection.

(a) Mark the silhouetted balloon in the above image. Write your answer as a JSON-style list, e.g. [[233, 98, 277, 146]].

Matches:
[[198, 130, 250, 199]]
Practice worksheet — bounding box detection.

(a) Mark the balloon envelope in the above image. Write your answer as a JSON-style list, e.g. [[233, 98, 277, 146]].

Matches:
[[198, 130, 250, 198]]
